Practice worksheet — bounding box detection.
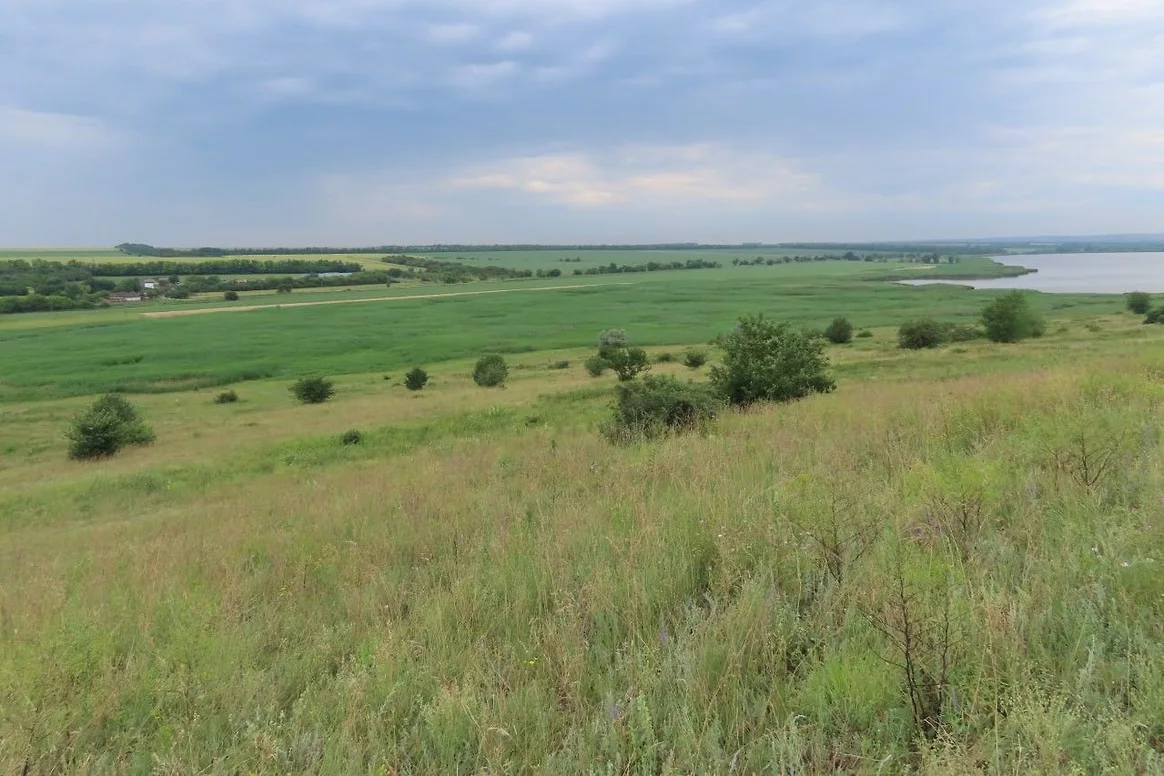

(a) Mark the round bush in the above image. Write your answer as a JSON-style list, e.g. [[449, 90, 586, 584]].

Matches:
[[473, 355, 509, 387], [341, 429, 363, 445], [655, 352, 677, 363], [224, 290, 239, 301], [550, 360, 571, 370], [1128, 291, 1151, 315], [682, 349, 709, 369], [584, 356, 609, 377], [981, 291, 1044, 343], [856, 330, 874, 339], [824, 317, 854, 345], [291, 376, 335, 404], [710, 315, 835, 406], [214, 390, 239, 404], [898, 319, 945, 349], [603, 375, 723, 443], [404, 367, 429, 391], [67, 394, 155, 460]]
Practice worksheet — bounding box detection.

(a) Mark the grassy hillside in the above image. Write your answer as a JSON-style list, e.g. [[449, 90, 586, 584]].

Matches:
[[2, 307, 1163, 772]]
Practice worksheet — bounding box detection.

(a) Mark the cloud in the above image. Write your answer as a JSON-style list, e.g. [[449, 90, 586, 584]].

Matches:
[[424, 22, 480, 44], [449, 60, 521, 90], [0, 107, 117, 151], [496, 30, 534, 51], [452, 144, 822, 207]]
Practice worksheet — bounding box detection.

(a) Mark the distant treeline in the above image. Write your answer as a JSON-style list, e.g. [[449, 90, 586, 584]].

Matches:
[[116, 243, 391, 258], [571, 259, 722, 276], [94, 258, 364, 276], [387, 256, 534, 283], [176, 271, 392, 295]]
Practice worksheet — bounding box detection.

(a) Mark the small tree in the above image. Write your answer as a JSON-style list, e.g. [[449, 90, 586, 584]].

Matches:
[[981, 291, 1044, 343], [710, 314, 835, 406], [291, 376, 335, 404], [898, 319, 945, 350], [603, 375, 723, 443], [67, 394, 155, 460], [276, 281, 293, 295], [473, 355, 509, 387], [404, 367, 429, 391], [1127, 292, 1151, 315], [604, 346, 651, 382], [224, 290, 239, 301], [824, 317, 854, 344], [598, 329, 629, 348]]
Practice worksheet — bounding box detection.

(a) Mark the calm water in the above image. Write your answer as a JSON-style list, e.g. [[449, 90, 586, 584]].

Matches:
[[900, 252, 1164, 294]]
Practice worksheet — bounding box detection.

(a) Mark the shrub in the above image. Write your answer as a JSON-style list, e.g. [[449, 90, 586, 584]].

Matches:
[[341, 429, 363, 445], [655, 352, 677, 363], [856, 330, 874, 339], [682, 349, 709, 369], [404, 367, 429, 391], [603, 375, 723, 443], [598, 329, 628, 348], [1127, 291, 1151, 314], [473, 355, 509, 387], [710, 314, 835, 406], [276, 282, 293, 295], [898, 319, 945, 349], [291, 376, 335, 404], [824, 317, 854, 344], [550, 360, 571, 370], [164, 288, 190, 300], [66, 394, 155, 460], [1145, 308, 1164, 325], [214, 390, 239, 404], [224, 290, 239, 301], [981, 291, 1044, 343], [585, 356, 609, 377], [940, 323, 983, 343], [603, 346, 651, 382]]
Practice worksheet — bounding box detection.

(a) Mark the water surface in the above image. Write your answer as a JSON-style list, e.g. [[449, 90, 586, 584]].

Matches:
[[901, 252, 1164, 294]]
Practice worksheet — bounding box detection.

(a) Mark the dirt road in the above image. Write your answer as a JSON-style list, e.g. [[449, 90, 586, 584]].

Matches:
[[141, 282, 632, 319]]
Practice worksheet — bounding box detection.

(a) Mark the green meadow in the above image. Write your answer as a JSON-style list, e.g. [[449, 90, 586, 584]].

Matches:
[[2, 251, 1162, 774]]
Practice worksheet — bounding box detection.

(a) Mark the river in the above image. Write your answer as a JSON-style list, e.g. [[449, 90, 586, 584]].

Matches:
[[900, 252, 1164, 294]]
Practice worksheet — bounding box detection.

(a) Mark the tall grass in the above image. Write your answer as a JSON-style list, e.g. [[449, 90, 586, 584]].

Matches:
[[2, 353, 1163, 773]]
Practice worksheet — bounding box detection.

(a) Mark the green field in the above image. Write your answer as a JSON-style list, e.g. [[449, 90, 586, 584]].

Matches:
[[2, 251, 1162, 773]]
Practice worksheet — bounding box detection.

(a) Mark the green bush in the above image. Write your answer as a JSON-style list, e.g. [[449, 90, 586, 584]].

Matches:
[[981, 291, 1044, 343], [291, 376, 335, 404], [940, 323, 983, 343], [898, 319, 945, 349], [473, 355, 509, 387], [824, 317, 854, 344], [404, 367, 429, 391], [276, 282, 293, 295], [603, 375, 723, 443], [550, 360, 571, 370], [214, 390, 239, 404], [223, 290, 239, 301], [585, 356, 609, 377], [602, 346, 651, 382], [1127, 291, 1151, 314], [598, 329, 628, 348], [1145, 308, 1164, 325], [856, 330, 874, 339], [341, 429, 363, 445], [655, 352, 676, 364], [67, 394, 155, 460], [710, 314, 835, 406], [682, 349, 709, 369]]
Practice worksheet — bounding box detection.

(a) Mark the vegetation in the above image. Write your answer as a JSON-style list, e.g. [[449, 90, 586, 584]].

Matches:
[[585, 355, 610, 377], [899, 319, 945, 349], [710, 314, 835, 406], [291, 376, 335, 404], [65, 393, 155, 460], [602, 375, 723, 443], [857, 329, 874, 338], [214, 390, 239, 404], [472, 355, 509, 387], [1127, 291, 1151, 314], [981, 291, 1045, 343], [682, 349, 708, 369], [404, 368, 430, 391], [550, 360, 571, 370], [223, 290, 239, 301], [1146, 308, 1164, 325], [655, 351, 676, 363], [596, 329, 651, 382], [824, 316, 854, 344], [340, 429, 363, 445]]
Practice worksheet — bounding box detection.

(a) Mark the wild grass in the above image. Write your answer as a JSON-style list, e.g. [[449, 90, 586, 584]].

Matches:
[[2, 335, 1163, 772]]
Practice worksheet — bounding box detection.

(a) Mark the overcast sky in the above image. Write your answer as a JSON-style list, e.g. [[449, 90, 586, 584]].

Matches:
[[1, 0, 1162, 246]]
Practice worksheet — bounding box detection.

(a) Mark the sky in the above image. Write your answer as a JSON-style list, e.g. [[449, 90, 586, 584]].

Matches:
[[1, 0, 1162, 247]]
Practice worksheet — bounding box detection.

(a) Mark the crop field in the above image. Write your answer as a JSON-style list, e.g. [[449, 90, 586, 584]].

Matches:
[[2, 250, 1162, 773]]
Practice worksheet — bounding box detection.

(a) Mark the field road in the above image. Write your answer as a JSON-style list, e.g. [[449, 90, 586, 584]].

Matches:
[[141, 282, 634, 319]]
